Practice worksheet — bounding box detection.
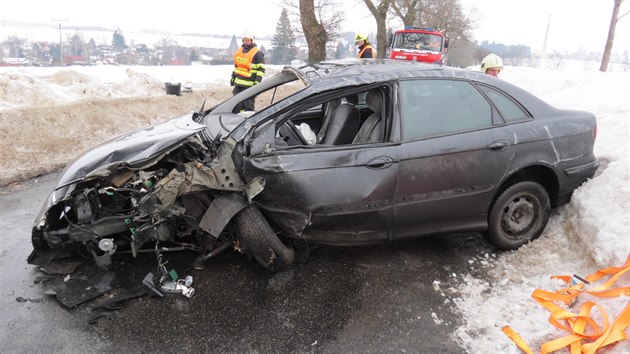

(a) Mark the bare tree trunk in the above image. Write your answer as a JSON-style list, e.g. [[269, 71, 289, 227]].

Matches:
[[364, 0, 392, 59], [299, 0, 329, 62], [600, 0, 622, 72]]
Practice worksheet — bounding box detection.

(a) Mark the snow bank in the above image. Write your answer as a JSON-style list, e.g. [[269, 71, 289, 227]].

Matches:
[[453, 65, 630, 353]]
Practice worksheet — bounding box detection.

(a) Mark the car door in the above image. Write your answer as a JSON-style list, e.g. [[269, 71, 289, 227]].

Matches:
[[391, 79, 516, 239], [242, 86, 398, 245]]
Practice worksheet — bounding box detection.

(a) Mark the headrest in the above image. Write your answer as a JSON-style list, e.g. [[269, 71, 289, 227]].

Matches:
[[366, 90, 381, 113]]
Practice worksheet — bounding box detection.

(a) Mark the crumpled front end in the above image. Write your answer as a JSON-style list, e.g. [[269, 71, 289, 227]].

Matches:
[[29, 136, 250, 268]]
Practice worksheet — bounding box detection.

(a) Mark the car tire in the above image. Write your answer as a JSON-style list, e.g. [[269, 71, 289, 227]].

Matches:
[[235, 205, 295, 272], [485, 181, 551, 250]]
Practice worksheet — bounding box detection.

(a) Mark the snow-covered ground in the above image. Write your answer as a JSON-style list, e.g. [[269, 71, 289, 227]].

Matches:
[[0, 60, 628, 352]]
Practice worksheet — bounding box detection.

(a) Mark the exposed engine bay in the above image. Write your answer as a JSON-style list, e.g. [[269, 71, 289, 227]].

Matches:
[[30, 135, 250, 270]]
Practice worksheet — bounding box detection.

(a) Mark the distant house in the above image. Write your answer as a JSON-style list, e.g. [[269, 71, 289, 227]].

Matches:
[[0, 57, 40, 66]]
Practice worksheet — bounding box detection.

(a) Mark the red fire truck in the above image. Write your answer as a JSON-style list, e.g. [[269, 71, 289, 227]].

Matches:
[[388, 27, 448, 64]]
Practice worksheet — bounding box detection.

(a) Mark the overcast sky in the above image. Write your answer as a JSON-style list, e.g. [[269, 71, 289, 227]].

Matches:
[[1, 0, 629, 54]]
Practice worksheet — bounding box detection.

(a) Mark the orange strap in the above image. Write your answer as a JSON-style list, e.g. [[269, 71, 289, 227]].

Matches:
[[503, 254, 630, 354]]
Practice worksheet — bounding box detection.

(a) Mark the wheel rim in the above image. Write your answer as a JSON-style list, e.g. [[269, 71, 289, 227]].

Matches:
[[500, 193, 539, 238]]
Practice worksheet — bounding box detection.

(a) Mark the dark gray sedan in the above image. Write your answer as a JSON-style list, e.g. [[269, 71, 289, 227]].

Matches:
[[29, 61, 599, 273]]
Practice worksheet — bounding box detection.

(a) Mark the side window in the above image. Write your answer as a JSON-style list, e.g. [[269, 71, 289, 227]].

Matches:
[[400, 80, 492, 140], [276, 87, 389, 147], [478, 85, 530, 122]]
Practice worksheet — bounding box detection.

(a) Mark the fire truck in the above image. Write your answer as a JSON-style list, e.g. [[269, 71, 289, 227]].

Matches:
[[388, 27, 448, 64]]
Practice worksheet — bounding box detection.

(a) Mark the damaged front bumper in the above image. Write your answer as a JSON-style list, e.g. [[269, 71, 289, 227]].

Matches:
[[29, 130, 254, 269]]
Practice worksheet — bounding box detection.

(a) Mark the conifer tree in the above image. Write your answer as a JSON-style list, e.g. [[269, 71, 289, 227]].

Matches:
[[112, 28, 127, 52], [228, 35, 239, 57], [270, 8, 298, 64]]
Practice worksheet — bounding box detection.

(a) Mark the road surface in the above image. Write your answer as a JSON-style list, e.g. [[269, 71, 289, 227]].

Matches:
[[0, 173, 494, 353]]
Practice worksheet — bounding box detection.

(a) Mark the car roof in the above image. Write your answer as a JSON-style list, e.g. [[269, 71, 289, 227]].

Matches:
[[294, 59, 491, 90], [291, 59, 555, 115]]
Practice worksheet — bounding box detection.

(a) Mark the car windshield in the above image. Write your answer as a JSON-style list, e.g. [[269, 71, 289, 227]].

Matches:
[[393, 33, 442, 51], [252, 80, 306, 113]]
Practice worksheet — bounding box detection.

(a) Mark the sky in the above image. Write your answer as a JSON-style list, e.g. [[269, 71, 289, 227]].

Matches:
[[0, 59, 629, 352], [1, 0, 629, 55]]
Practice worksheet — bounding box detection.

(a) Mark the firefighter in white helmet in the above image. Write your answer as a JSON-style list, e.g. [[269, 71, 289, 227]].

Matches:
[[231, 33, 266, 111], [480, 53, 503, 77]]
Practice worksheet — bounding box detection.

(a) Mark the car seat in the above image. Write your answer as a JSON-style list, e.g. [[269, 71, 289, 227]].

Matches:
[[352, 90, 383, 143], [321, 94, 361, 145]]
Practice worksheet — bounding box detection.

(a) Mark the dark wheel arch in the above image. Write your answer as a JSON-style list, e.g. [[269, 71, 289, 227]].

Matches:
[[235, 204, 295, 272], [485, 181, 551, 250]]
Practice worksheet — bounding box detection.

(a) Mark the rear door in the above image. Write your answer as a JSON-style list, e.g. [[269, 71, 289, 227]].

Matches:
[[392, 79, 516, 239]]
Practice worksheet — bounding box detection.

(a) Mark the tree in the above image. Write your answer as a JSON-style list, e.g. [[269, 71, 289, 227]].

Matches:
[[271, 8, 299, 64], [600, 0, 626, 72], [363, 0, 391, 58], [292, 0, 343, 62], [422, 0, 473, 39], [334, 40, 351, 59], [390, 0, 423, 27], [227, 35, 239, 57], [69, 32, 85, 56], [299, 0, 326, 62], [3, 36, 27, 57], [154, 37, 179, 65], [112, 28, 127, 52]]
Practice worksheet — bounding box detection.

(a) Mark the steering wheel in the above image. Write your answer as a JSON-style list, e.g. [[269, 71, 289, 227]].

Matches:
[[279, 121, 308, 146]]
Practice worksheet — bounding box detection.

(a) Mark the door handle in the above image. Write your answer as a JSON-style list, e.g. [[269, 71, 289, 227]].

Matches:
[[366, 156, 394, 169], [488, 140, 511, 151]]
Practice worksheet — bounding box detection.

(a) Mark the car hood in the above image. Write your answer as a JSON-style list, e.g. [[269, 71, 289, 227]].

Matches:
[[55, 113, 206, 190]]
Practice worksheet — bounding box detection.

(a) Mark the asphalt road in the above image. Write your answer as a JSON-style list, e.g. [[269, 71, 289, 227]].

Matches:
[[0, 173, 495, 353]]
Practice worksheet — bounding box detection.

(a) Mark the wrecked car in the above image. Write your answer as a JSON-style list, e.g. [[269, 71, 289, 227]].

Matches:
[[29, 60, 599, 272]]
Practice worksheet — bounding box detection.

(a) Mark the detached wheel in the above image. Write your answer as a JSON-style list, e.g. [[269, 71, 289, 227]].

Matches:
[[235, 205, 295, 272], [486, 181, 551, 250]]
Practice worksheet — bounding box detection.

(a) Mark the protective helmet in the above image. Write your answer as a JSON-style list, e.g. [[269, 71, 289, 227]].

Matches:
[[481, 53, 503, 72], [241, 34, 255, 42], [355, 33, 368, 43]]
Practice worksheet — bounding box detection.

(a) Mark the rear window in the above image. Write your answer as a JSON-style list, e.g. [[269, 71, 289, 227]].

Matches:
[[478, 85, 530, 122]]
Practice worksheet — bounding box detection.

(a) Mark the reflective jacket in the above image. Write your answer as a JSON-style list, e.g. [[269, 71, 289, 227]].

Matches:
[[358, 44, 375, 59], [232, 46, 265, 87]]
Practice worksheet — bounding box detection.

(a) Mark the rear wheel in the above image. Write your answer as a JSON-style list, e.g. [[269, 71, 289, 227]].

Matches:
[[235, 205, 295, 272], [485, 181, 550, 250]]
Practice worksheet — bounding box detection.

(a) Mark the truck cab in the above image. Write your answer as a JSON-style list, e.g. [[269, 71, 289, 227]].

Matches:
[[388, 27, 448, 64]]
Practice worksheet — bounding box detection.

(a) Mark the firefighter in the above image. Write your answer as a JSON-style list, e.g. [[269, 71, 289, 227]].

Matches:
[[355, 33, 375, 59], [231, 34, 265, 111], [481, 53, 503, 77]]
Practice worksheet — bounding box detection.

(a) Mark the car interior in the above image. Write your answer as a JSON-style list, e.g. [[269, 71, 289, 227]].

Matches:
[[276, 87, 387, 148]]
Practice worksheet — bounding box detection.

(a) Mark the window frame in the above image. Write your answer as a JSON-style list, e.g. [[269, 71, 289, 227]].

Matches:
[[397, 78, 497, 142], [475, 83, 533, 124]]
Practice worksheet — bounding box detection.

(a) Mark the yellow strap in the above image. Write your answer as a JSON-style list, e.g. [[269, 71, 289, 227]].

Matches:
[[503, 254, 630, 353], [501, 326, 534, 354]]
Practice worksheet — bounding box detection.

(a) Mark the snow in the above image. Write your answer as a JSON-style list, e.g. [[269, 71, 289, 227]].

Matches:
[[0, 61, 628, 352]]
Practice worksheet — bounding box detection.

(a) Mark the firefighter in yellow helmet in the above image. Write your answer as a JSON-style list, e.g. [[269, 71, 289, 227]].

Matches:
[[480, 53, 503, 77], [355, 33, 375, 59], [231, 33, 266, 111]]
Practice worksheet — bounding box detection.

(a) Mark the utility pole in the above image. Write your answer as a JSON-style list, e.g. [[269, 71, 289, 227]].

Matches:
[[542, 15, 551, 54], [52, 18, 67, 66]]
